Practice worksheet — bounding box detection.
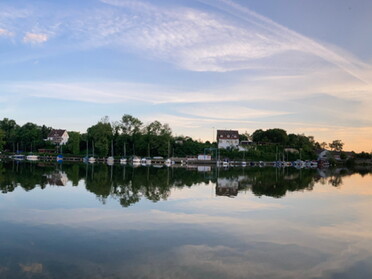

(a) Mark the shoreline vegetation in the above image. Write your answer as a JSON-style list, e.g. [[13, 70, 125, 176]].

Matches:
[[0, 162, 370, 205], [0, 115, 371, 165]]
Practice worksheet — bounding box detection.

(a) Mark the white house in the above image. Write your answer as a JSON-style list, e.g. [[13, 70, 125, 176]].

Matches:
[[47, 129, 69, 145], [317, 149, 330, 160], [217, 130, 239, 149]]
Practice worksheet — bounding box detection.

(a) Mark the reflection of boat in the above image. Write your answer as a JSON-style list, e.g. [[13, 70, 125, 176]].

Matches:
[[141, 157, 152, 165], [131, 156, 141, 166], [12, 154, 25, 161], [293, 160, 305, 168], [107, 140, 115, 165], [120, 143, 127, 165], [164, 158, 174, 166], [197, 166, 211, 172], [107, 156, 114, 165], [88, 157, 96, 163], [26, 155, 39, 161]]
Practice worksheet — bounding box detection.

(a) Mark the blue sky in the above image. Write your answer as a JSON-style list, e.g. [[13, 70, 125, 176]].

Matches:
[[0, 0, 371, 151]]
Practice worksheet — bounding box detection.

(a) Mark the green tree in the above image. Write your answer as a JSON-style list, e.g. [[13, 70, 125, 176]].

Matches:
[[87, 118, 113, 156], [66, 131, 81, 155], [0, 129, 5, 151], [329, 140, 344, 152], [0, 118, 19, 151], [121, 114, 143, 136], [320, 142, 328, 149], [252, 128, 288, 145], [17, 122, 43, 152]]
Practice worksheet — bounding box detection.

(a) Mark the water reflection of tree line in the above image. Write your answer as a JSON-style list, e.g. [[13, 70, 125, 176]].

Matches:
[[0, 162, 370, 207]]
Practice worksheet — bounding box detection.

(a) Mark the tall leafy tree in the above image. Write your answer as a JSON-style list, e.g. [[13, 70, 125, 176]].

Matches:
[[0, 129, 5, 151], [329, 140, 344, 152], [87, 118, 113, 156], [0, 118, 19, 151], [121, 114, 143, 136], [66, 131, 81, 155]]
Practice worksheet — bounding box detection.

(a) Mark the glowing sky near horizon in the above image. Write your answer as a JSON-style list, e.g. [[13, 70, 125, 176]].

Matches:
[[0, 0, 371, 152]]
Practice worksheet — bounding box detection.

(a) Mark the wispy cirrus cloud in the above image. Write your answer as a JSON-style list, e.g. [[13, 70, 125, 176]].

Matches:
[[1, 0, 371, 82], [23, 32, 48, 44], [94, 0, 372, 82], [0, 28, 14, 37], [196, 0, 372, 82]]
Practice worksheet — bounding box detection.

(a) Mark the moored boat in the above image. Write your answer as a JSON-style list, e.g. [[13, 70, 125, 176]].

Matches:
[[12, 154, 25, 161], [26, 155, 39, 161]]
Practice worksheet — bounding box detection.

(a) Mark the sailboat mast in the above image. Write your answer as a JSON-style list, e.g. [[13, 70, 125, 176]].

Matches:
[[168, 140, 170, 158], [111, 140, 114, 157]]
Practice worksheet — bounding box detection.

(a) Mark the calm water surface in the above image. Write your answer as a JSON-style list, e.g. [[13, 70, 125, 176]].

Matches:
[[0, 161, 372, 279]]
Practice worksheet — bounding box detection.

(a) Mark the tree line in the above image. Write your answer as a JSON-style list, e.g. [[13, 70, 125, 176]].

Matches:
[[0, 116, 359, 160], [0, 115, 214, 158]]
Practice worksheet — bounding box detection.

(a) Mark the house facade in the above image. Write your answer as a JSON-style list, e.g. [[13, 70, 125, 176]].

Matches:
[[217, 130, 239, 149], [47, 129, 69, 145]]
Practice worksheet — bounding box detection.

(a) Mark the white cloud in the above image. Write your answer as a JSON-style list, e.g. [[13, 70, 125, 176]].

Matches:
[[91, 0, 372, 83], [23, 32, 48, 44], [177, 104, 290, 120], [0, 28, 14, 37], [1, 0, 371, 81]]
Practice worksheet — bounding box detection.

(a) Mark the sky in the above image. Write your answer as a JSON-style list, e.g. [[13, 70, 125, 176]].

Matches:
[[0, 0, 371, 152]]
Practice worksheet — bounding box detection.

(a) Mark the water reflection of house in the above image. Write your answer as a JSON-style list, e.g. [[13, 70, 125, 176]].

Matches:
[[46, 171, 68, 186], [216, 177, 239, 197]]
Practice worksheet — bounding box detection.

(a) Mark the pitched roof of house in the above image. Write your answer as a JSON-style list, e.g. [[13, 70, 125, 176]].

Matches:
[[217, 130, 239, 139], [48, 129, 67, 138]]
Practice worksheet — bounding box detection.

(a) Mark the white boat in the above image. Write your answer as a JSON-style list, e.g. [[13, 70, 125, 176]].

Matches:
[[131, 156, 141, 165], [107, 140, 115, 165], [26, 155, 39, 161], [120, 158, 127, 164], [107, 156, 114, 165], [12, 154, 25, 160], [293, 160, 305, 168], [88, 157, 96, 163]]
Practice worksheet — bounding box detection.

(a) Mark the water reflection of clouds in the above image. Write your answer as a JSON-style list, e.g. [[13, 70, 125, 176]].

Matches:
[[1, 168, 372, 278], [2, 219, 371, 279]]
